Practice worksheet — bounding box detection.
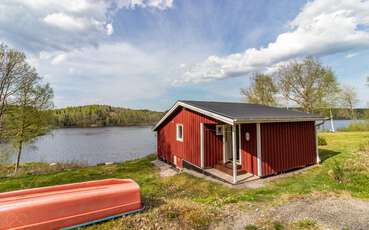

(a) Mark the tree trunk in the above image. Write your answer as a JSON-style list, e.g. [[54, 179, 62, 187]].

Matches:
[[14, 141, 23, 173]]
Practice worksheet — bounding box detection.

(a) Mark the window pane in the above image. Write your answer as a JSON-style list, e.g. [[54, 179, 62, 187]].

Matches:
[[176, 124, 183, 141]]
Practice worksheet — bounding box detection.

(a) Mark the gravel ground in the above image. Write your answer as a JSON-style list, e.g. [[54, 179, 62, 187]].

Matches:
[[267, 196, 369, 230], [152, 160, 178, 177], [212, 195, 369, 230]]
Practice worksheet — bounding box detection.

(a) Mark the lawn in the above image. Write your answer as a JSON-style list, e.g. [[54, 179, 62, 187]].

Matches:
[[0, 131, 368, 229]]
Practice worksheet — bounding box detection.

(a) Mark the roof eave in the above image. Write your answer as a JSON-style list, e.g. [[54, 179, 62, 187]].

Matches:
[[234, 117, 326, 124], [152, 101, 234, 131]]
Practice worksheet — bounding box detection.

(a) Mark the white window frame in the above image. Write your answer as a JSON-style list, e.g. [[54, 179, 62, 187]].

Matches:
[[216, 125, 224, 135], [176, 123, 184, 142]]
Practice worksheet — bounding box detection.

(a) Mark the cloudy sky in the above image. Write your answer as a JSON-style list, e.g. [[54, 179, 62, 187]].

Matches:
[[0, 0, 368, 111]]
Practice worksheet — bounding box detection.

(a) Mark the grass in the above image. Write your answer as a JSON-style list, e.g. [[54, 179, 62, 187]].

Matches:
[[1, 131, 369, 229], [293, 219, 318, 229]]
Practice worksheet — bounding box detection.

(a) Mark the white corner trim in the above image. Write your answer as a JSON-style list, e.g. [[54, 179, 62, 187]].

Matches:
[[223, 125, 226, 163], [238, 124, 242, 164], [200, 123, 204, 168], [315, 122, 320, 164], [232, 125, 237, 184], [256, 123, 262, 177], [153, 101, 234, 131]]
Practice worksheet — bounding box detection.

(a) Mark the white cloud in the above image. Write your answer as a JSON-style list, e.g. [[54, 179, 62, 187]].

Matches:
[[106, 23, 114, 36], [32, 42, 176, 107], [43, 13, 90, 31], [51, 53, 67, 65], [0, 0, 174, 53], [116, 0, 173, 10], [180, 0, 369, 83], [345, 52, 358, 58]]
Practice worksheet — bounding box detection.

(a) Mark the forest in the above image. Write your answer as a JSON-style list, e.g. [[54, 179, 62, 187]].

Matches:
[[53, 105, 163, 128], [52, 104, 369, 129]]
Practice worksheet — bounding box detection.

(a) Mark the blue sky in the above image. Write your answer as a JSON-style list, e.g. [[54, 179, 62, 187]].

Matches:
[[0, 0, 368, 111]]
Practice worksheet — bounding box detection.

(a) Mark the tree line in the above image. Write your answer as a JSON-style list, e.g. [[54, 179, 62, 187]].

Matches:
[[0, 44, 53, 172], [53, 105, 163, 128], [241, 56, 369, 120]]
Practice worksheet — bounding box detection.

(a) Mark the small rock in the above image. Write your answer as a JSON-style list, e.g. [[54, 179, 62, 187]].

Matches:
[[49, 163, 57, 166], [105, 162, 114, 165]]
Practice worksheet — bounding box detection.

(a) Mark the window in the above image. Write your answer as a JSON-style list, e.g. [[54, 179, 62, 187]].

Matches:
[[216, 125, 224, 135], [176, 124, 183, 142]]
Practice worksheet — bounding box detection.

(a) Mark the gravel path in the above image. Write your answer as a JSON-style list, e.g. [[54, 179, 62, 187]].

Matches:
[[212, 195, 369, 230], [267, 196, 369, 230]]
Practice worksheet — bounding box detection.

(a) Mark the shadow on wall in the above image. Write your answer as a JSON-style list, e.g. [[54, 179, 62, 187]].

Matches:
[[319, 148, 340, 163]]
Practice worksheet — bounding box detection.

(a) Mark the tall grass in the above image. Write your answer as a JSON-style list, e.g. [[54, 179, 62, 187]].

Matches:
[[339, 120, 369, 132]]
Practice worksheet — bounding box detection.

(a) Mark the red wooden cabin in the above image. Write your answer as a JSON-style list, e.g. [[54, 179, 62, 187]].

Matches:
[[153, 100, 323, 184]]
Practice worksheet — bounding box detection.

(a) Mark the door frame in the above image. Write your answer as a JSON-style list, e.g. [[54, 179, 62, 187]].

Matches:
[[222, 125, 241, 164]]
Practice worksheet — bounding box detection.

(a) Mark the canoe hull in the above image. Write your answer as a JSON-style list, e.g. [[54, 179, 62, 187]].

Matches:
[[0, 179, 142, 230]]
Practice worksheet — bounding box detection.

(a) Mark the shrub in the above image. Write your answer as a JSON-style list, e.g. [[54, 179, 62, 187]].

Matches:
[[328, 160, 346, 183], [318, 136, 327, 146]]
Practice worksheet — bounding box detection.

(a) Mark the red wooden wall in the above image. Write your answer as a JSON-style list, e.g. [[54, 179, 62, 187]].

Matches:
[[156, 108, 218, 167], [260, 121, 316, 176], [203, 124, 223, 168], [240, 124, 258, 175], [157, 107, 316, 176]]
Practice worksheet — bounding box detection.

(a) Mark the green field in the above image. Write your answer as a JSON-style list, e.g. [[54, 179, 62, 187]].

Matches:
[[1, 132, 368, 229]]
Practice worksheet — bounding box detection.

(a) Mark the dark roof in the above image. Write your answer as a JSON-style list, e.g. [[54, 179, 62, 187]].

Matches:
[[179, 100, 322, 121]]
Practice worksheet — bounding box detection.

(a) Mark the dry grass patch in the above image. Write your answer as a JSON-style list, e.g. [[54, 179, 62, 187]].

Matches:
[[88, 198, 220, 230]]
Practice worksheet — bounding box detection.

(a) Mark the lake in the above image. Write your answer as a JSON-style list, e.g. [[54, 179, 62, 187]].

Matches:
[[319, 119, 365, 131], [0, 120, 362, 165], [2, 127, 156, 165]]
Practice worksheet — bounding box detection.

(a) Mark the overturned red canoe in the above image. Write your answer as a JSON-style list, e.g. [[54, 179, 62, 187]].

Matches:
[[0, 179, 142, 230]]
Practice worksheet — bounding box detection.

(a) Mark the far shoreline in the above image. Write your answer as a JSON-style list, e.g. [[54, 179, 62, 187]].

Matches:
[[53, 124, 156, 129]]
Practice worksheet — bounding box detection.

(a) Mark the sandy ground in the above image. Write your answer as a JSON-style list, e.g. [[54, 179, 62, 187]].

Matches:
[[152, 160, 178, 177], [214, 195, 369, 230]]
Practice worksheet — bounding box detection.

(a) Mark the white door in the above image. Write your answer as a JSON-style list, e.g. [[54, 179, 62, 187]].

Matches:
[[224, 125, 233, 162]]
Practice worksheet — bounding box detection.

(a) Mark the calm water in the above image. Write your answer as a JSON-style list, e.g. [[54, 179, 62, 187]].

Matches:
[[319, 119, 365, 131], [3, 127, 156, 165]]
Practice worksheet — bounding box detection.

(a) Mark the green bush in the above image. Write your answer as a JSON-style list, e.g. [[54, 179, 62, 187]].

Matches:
[[318, 136, 327, 146]]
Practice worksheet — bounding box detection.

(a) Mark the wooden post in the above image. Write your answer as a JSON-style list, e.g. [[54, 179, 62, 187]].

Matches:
[[315, 122, 320, 164], [232, 125, 237, 184], [256, 123, 262, 177], [200, 123, 204, 168]]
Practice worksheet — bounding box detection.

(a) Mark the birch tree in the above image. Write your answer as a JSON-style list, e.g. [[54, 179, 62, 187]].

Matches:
[[0, 44, 30, 128], [340, 86, 359, 120], [276, 56, 340, 113], [3, 70, 53, 173], [241, 73, 278, 106]]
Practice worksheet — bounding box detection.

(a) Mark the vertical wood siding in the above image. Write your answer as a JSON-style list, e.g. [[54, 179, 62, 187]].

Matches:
[[240, 124, 258, 175], [260, 121, 316, 177], [157, 108, 218, 167], [203, 124, 223, 168]]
